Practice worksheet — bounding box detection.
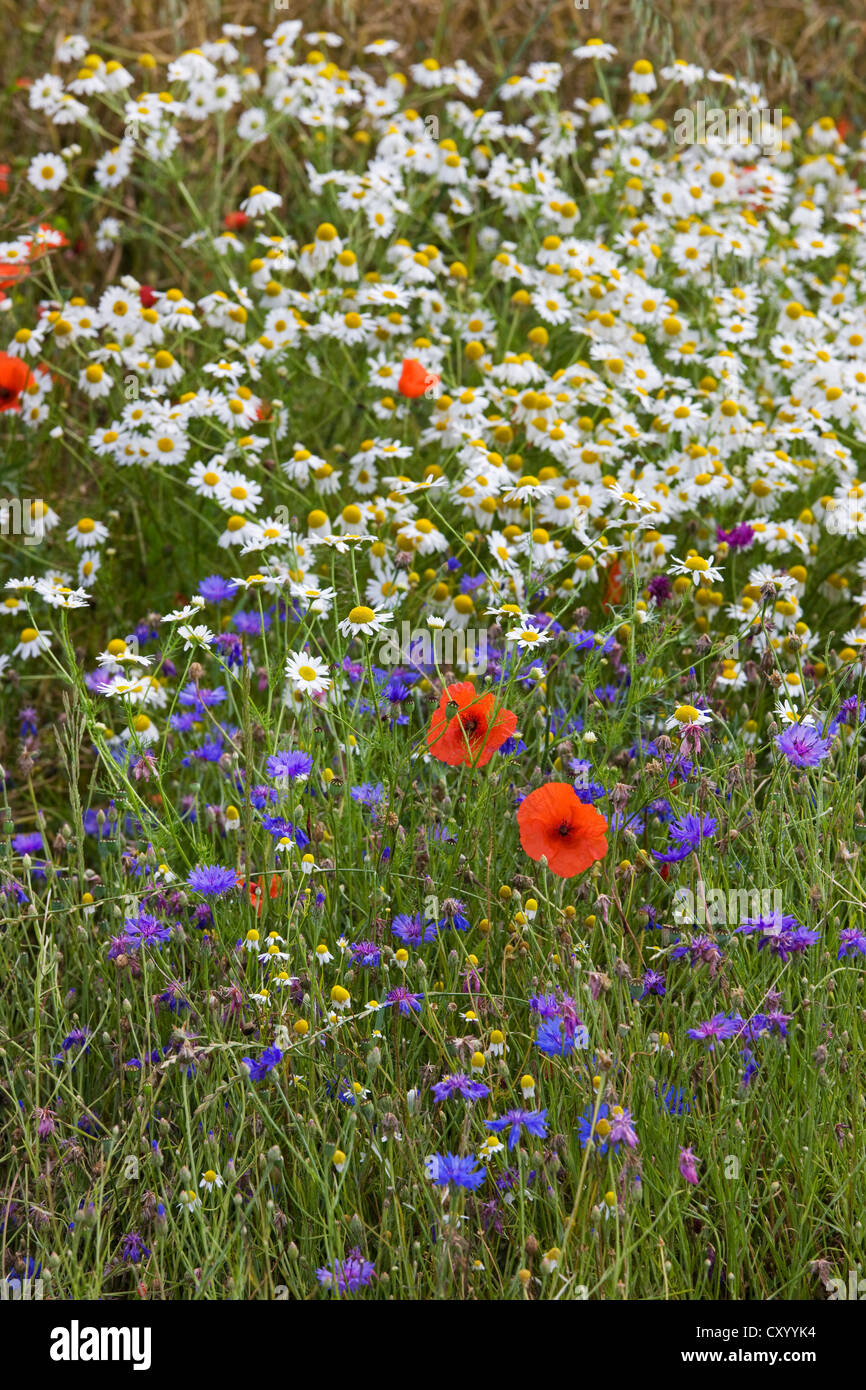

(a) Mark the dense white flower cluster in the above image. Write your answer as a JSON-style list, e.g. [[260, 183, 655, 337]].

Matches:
[[4, 20, 866, 711]]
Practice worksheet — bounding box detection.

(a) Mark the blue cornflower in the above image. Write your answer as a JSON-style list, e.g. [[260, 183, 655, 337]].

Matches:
[[266, 749, 313, 782], [535, 1019, 571, 1056], [382, 675, 411, 704], [12, 831, 43, 856], [687, 1013, 744, 1048], [486, 1108, 548, 1150], [198, 574, 238, 603], [577, 1102, 618, 1155], [243, 1046, 282, 1081], [438, 898, 470, 931], [384, 987, 423, 1016], [391, 913, 438, 946], [249, 785, 278, 810], [349, 940, 380, 968], [668, 813, 718, 847], [426, 1152, 486, 1192], [187, 864, 237, 897], [656, 1084, 693, 1116], [179, 682, 226, 709], [839, 928, 866, 959], [431, 1073, 490, 1103], [350, 782, 384, 812]]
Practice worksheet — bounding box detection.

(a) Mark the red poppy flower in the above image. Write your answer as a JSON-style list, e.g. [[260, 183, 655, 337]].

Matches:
[[426, 681, 517, 768], [247, 873, 283, 915], [0, 353, 33, 412], [602, 557, 622, 610], [139, 284, 158, 308], [398, 358, 439, 398], [224, 210, 250, 231], [516, 782, 608, 878], [0, 270, 26, 296], [0, 165, 10, 196]]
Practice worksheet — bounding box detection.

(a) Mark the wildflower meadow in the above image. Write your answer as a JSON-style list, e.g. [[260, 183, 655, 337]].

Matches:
[[1, 5, 865, 1330]]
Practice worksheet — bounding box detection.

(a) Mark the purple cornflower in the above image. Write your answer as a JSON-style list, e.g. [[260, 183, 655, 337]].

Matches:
[[242, 1046, 282, 1081], [760, 925, 820, 961], [316, 1248, 375, 1295], [746, 1010, 793, 1039], [34, 1107, 56, 1138], [529, 993, 562, 1019], [391, 913, 438, 946], [838, 928, 866, 959], [119, 1231, 151, 1264], [607, 1106, 639, 1149], [738, 913, 818, 960], [486, 1108, 548, 1150], [670, 935, 723, 969], [349, 940, 380, 968], [431, 1073, 490, 1103], [639, 968, 666, 998], [350, 782, 384, 811], [266, 749, 313, 782], [687, 1013, 744, 1049], [648, 573, 672, 604], [679, 1146, 700, 1185], [124, 912, 172, 947], [426, 1152, 486, 1192], [384, 987, 423, 1016], [717, 522, 755, 550], [187, 864, 237, 897], [775, 722, 832, 768], [737, 912, 800, 937]]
